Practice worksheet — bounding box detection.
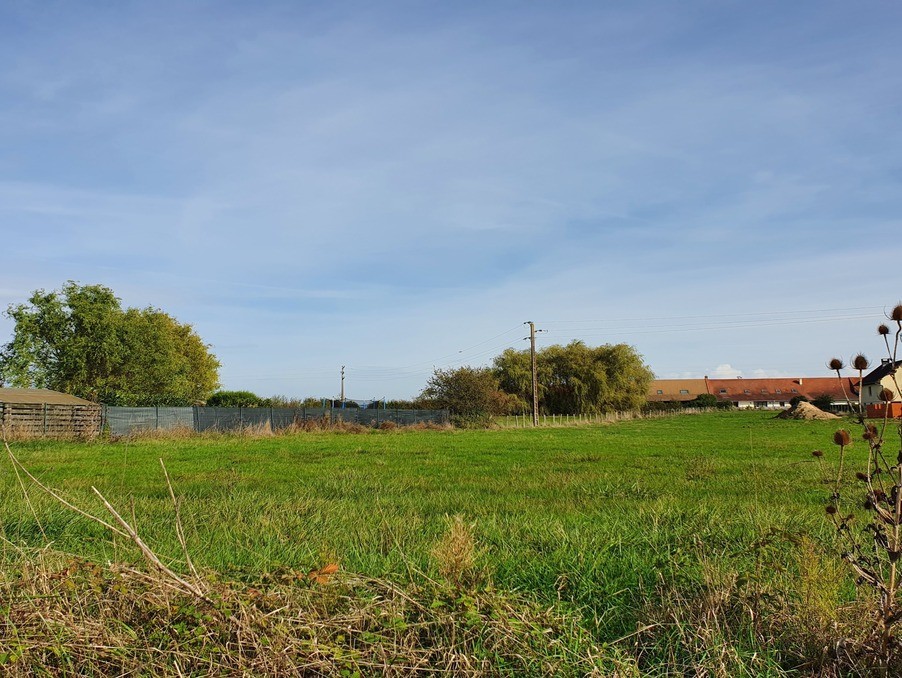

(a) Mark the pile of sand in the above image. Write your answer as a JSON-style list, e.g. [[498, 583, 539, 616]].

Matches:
[[776, 401, 839, 420]]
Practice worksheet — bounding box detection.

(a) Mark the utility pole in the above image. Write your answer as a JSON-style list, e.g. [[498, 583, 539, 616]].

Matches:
[[526, 321, 539, 426], [340, 365, 345, 405]]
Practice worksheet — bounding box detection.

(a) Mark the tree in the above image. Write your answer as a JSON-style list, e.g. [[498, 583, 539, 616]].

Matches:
[[494, 341, 653, 415], [419, 366, 509, 423], [0, 282, 220, 405]]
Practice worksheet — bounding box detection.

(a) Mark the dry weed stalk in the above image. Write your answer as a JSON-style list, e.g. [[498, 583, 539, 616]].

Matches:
[[431, 514, 478, 589], [4, 440, 208, 602], [819, 303, 902, 662]]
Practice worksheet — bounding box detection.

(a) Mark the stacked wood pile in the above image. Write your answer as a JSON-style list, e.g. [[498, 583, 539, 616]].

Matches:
[[0, 402, 102, 439]]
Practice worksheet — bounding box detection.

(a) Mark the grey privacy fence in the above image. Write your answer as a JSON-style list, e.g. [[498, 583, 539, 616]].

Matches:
[[102, 406, 449, 436]]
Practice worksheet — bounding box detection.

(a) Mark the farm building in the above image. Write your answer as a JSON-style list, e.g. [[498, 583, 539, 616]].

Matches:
[[0, 388, 102, 438], [707, 377, 856, 410], [649, 376, 858, 410]]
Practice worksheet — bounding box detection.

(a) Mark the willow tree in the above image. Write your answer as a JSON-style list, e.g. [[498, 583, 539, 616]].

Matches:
[[494, 341, 653, 415]]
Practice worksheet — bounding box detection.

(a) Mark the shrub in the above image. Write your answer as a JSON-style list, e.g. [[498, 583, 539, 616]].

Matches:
[[689, 393, 718, 409], [811, 393, 834, 411], [789, 394, 809, 407], [420, 366, 505, 421], [643, 401, 682, 413], [206, 390, 265, 408]]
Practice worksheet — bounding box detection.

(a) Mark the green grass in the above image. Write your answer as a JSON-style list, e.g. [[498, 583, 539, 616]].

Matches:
[[0, 411, 866, 673]]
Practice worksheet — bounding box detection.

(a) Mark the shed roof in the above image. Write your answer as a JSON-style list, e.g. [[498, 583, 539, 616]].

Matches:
[[0, 388, 97, 406]]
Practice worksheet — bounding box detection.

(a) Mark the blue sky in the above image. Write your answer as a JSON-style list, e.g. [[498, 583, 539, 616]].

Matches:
[[2, 1, 901, 400]]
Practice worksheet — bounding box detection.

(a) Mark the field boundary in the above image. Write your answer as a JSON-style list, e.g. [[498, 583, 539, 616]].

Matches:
[[495, 407, 711, 427]]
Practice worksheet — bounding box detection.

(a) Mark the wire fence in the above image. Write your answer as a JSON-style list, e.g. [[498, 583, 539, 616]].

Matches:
[[102, 406, 449, 437], [495, 408, 712, 428]]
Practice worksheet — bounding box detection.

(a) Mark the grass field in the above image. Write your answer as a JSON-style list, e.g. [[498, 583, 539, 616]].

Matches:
[[0, 411, 875, 674]]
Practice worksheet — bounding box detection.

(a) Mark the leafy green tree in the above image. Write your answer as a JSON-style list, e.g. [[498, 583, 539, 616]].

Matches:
[[0, 282, 220, 405], [113, 308, 220, 405], [494, 341, 653, 415]]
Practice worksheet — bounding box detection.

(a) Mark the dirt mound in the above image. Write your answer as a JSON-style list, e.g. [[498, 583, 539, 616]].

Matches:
[[776, 400, 839, 420]]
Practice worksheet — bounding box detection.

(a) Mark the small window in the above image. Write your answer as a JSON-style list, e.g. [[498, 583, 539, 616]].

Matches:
[[761, 389, 768, 394], [719, 389, 727, 394], [775, 389, 782, 394], [791, 389, 798, 393], [744, 389, 751, 394], [679, 389, 689, 394], [656, 389, 663, 394]]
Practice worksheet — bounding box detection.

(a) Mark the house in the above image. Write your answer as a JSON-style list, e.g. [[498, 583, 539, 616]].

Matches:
[[648, 376, 858, 410], [0, 387, 101, 438], [861, 360, 902, 418]]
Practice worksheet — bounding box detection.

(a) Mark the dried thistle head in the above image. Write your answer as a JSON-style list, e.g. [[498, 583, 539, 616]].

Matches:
[[878, 324, 891, 336], [828, 357, 844, 371], [880, 388, 895, 402], [856, 471, 869, 482], [833, 429, 852, 446], [812, 449, 824, 458], [826, 505, 837, 515], [852, 354, 870, 371], [892, 304, 902, 322]]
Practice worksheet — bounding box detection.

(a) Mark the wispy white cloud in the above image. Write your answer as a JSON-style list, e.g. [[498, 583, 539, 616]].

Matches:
[[711, 364, 743, 379]]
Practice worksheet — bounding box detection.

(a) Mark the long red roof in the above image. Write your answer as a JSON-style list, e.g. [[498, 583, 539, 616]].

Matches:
[[706, 377, 857, 401]]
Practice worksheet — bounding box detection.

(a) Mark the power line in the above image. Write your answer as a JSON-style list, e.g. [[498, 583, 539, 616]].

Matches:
[[222, 326, 528, 383], [542, 313, 877, 339], [536, 305, 883, 325]]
